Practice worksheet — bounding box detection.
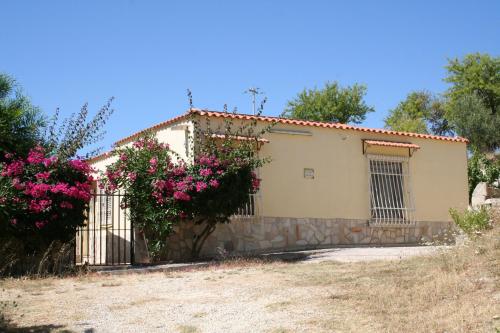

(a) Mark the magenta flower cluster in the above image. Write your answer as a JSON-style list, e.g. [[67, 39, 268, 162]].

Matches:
[[0, 146, 94, 231], [101, 137, 261, 223]]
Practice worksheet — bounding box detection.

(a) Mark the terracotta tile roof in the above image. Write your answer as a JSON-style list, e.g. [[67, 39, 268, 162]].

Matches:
[[87, 108, 467, 164], [86, 151, 113, 164], [364, 140, 420, 149], [194, 109, 468, 143]]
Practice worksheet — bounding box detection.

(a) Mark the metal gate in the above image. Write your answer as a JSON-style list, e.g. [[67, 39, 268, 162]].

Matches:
[[75, 190, 134, 266]]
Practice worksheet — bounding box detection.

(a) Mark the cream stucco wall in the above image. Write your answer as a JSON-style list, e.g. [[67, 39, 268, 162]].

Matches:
[[90, 115, 468, 223], [256, 124, 468, 222], [91, 119, 193, 173]]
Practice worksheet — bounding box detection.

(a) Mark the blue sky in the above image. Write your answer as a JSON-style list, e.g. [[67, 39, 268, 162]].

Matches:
[[1, 0, 499, 152]]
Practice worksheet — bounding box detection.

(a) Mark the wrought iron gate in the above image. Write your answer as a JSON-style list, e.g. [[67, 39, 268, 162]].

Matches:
[[75, 190, 134, 266]]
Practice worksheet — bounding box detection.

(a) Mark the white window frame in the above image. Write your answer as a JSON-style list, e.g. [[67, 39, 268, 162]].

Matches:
[[367, 154, 415, 226]]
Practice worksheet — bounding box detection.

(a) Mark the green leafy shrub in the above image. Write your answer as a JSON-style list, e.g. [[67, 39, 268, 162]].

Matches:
[[449, 207, 491, 235], [467, 149, 500, 201]]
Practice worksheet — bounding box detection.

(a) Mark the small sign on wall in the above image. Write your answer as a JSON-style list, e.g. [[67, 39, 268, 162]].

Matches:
[[304, 168, 315, 179]]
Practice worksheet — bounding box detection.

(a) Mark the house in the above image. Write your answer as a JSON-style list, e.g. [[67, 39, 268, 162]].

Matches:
[[83, 108, 468, 262]]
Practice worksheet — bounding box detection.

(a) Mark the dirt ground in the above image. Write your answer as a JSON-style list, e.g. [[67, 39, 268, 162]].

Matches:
[[1, 232, 499, 333]]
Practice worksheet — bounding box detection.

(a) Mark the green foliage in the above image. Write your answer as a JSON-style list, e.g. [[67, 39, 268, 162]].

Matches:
[[101, 134, 183, 259], [445, 53, 500, 151], [284, 81, 374, 124], [467, 149, 500, 200], [384, 91, 452, 135], [449, 206, 491, 235], [0, 74, 45, 161], [44, 99, 114, 159], [448, 93, 500, 152], [445, 53, 500, 115]]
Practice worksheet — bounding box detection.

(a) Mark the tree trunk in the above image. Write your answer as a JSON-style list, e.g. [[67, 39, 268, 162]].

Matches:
[[133, 229, 151, 264], [191, 220, 216, 259]]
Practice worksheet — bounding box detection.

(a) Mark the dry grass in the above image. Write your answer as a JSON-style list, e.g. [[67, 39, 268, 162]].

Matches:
[[0, 224, 499, 332]]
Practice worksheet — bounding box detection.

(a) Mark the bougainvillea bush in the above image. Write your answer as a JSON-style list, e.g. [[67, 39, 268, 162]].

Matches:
[[101, 105, 271, 260], [0, 146, 93, 251]]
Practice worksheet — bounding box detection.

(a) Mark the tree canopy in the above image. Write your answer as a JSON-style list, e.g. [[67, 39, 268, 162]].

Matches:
[[384, 53, 500, 152], [0, 74, 45, 161], [284, 81, 374, 124], [445, 53, 500, 115], [445, 53, 500, 151], [384, 91, 451, 136]]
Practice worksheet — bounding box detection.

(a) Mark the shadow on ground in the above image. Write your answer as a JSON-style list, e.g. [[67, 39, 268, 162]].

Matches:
[[1, 311, 84, 333]]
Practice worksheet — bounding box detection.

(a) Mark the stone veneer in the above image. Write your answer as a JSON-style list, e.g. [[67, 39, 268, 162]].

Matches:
[[164, 216, 456, 261]]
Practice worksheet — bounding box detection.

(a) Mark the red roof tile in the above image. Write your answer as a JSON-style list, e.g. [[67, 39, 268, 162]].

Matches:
[[89, 108, 467, 164], [364, 140, 420, 149], [195, 110, 468, 143]]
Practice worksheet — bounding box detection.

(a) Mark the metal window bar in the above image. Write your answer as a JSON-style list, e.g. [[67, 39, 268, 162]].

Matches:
[[367, 154, 415, 226], [234, 193, 257, 217], [75, 190, 133, 266]]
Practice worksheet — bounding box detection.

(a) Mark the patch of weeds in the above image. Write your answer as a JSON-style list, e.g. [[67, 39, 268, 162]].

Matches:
[[192, 311, 208, 318], [177, 324, 200, 333]]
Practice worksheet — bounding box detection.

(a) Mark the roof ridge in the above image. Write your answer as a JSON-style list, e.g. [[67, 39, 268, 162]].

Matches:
[[193, 109, 469, 143]]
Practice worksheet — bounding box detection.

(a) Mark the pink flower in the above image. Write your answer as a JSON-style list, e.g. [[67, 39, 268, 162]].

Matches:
[[29, 199, 52, 213], [35, 171, 51, 180], [209, 179, 219, 188], [12, 178, 25, 190], [195, 181, 208, 192], [51, 182, 69, 194], [27, 146, 45, 164], [43, 156, 57, 168], [25, 182, 52, 198], [252, 177, 261, 191], [127, 172, 137, 182], [4, 153, 13, 159], [133, 140, 144, 148], [198, 155, 211, 165], [172, 166, 186, 176], [35, 220, 47, 229], [173, 191, 191, 201], [175, 180, 190, 192], [69, 159, 90, 173], [60, 201, 73, 209], [10, 219, 17, 225], [199, 168, 212, 177], [119, 154, 128, 161], [1, 160, 24, 176]]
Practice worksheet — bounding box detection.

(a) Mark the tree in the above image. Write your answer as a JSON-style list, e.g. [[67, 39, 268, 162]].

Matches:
[[284, 81, 374, 124], [449, 93, 500, 152], [0, 74, 45, 161], [384, 91, 452, 135], [43, 99, 114, 160], [445, 53, 500, 115], [444, 53, 500, 151]]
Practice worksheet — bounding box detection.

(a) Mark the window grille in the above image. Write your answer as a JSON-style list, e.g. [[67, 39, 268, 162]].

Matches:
[[367, 154, 415, 226], [98, 190, 113, 225], [234, 193, 257, 217]]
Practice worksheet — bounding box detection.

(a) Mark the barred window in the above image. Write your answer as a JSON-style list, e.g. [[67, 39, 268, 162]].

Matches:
[[368, 155, 415, 225]]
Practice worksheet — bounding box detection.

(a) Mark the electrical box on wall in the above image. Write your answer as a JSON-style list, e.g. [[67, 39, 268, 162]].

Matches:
[[304, 168, 315, 179]]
